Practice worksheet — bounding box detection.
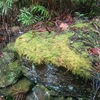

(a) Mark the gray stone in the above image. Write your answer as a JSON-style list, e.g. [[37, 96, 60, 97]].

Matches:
[[26, 84, 66, 100], [22, 58, 93, 99]]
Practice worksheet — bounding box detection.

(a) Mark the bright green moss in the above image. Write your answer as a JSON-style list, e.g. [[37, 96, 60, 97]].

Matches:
[[15, 31, 92, 78], [71, 22, 91, 28]]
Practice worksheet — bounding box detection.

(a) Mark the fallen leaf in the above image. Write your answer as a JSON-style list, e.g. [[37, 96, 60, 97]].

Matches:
[[59, 23, 69, 30], [87, 48, 100, 55]]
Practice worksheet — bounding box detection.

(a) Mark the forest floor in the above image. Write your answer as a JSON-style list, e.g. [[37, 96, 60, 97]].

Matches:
[[0, 14, 100, 100]]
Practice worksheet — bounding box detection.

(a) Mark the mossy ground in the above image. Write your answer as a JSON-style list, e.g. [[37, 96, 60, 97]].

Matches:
[[71, 22, 91, 28], [15, 31, 92, 78]]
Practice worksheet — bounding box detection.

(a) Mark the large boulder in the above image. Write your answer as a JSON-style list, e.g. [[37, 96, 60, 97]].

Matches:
[[15, 31, 92, 78], [22, 61, 93, 99]]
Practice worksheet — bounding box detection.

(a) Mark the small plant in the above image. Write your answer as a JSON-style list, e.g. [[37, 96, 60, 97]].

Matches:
[[18, 7, 33, 26], [30, 4, 49, 23], [18, 4, 49, 26]]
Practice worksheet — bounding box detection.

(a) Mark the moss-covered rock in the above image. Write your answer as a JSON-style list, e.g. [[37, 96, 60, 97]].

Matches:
[[0, 52, 22, 87], [3, 43, 16, 52], [0, 78, 32, 100], [15, 31, 92, 78], [8, 78, 32, 95], [0, 52, 14, 64], [70, 21, 100, 61]]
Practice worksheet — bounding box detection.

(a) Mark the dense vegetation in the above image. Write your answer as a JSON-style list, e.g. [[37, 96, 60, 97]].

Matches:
[[0, 0, 100, 26], [0, 0, 100, 100]]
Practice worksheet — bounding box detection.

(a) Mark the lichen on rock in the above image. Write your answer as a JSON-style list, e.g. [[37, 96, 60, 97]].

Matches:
[[15, 31, 92, 78]]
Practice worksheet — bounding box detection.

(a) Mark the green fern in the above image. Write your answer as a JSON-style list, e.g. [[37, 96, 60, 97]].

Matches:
[[31, 4, 49, 17], [0, 0, 13, 15], [18, 7, 33, 26], [18, 4, 49, 25], [30, 4, 49, 23]]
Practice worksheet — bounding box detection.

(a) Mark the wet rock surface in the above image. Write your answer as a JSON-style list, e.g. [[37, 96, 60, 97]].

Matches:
[[21, 58, 93, 99]]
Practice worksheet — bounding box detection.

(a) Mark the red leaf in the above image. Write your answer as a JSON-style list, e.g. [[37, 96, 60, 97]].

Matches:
[[87, 48, 100, 55]]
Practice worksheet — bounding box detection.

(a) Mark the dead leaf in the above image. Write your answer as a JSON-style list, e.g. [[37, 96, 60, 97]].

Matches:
[[87, 48, 100, 55], [59, 23, 69, 30]]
